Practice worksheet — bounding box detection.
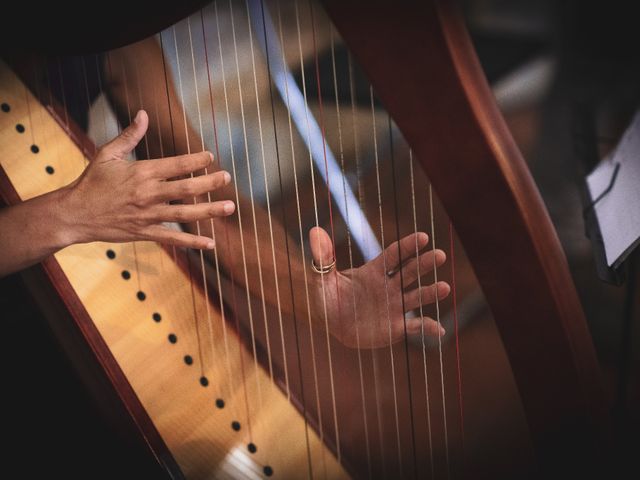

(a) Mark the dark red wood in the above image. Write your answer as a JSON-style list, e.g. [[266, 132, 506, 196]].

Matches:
[[322, 0, 609, 474]]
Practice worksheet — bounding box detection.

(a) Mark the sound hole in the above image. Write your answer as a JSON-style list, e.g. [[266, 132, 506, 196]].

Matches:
[[231, 421, 240, 431], [106, 249, 116, 259], [136, 291, 146, 301], [184, 355, 193, 366], [247, 443, 257, 454], [215, 399, 225, 409], [31, 145, 39, 154], [199, 376, 209, 387], [45, 166, 54, 175], [168, 334, 177, 344], [1, 103, 9, 112], [263, 466, 273, 477], [152, 312, 161, 323], [121, 270, 131, 280], [15, 123, 24, 133]]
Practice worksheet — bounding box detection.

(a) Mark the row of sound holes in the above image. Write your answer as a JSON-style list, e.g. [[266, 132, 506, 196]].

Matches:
[[1, 102, 53, 174], [105, 248, 273, 477]]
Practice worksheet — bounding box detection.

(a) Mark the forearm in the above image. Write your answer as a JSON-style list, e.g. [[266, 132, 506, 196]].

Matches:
[[0, 186, 76, 277]]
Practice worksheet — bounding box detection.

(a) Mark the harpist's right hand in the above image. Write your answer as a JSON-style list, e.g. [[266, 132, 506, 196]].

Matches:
[[61, 109, 235, 250]]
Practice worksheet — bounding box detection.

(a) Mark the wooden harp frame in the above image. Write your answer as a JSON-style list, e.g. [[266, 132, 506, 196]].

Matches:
[[0, 0, 609, 477]]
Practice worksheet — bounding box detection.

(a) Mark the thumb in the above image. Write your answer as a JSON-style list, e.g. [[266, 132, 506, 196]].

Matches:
[[102, 110, 148, 159], [309, 226, 335, 272]]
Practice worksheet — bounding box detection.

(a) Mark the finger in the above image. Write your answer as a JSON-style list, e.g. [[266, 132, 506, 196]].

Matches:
[[101, 110, 149, 158], [403, 281, 450, 311], [143, 224, 216, 250], [377, 232, 429, 273], [397, 249, 446, 285], [153, 201, 235, 223], [309, 226, 335, 271], [154, 170, 231, 202], [404, 317, 446, 337], [143, 151, 213, 179]]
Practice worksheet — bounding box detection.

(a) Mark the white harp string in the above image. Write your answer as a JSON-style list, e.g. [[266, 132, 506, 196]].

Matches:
[[369, 84, 403, 474], [329, 23, 373, 478], [214, 0, 255, 440], [429, 184, 450, 477], [409, 150, 435, 478]]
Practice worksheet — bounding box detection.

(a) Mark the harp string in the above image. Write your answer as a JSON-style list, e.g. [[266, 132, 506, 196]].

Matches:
[[409, 149, 435, 477], [132, 61, 151, 161], [244, 0, 282, 387], [292, 1, 330, 472], [45, 58, 79, 175], [30, 62, 47, 141], [329, 23, 372, 477], [78, 57, 93, 161], [147, 43, 166, 273], [93, 55, 108, 147], [308, 0, 342, 464], [55, 58, 71, 132], [388, 116, 419, 475], [158, 33, 181, 270], [369, 83, 402, 473], [273, 0, 317, 474], [200, 8, 238, 415], [103, 53, 143, 294], [347, 51, 388, 476], [245, 2, 314, 468], [23, 84, 35, 147], [129, 55, 168, 324], [229, 0, 268, 422], [449, 221, 464, 457], [429, 184, 450, 477], [213, 0, 256, 442], [185, 15, 220, 395], [253, 0, 293, 401], [168, 26, 208, 377], [154, 32, 192, 363]]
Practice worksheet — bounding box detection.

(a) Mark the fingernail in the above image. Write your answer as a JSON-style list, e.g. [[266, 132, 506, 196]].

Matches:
[[206, 240, 215, 249], [208, 152, 214, 162], [439, 325, 446, 336], [223, 171, 231, 184], [134, 110, 142, 124], [223, 201, 235, 214]]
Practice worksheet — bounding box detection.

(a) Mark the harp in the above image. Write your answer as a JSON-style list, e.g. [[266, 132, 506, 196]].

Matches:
[[0, 0, 608, 478]]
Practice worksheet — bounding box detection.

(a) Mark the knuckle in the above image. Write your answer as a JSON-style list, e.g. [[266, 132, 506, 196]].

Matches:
[[97, 144, 113, 160], [132, 189, 150, 208], [179, 181, 198, 198], [175, 156, 191, 173], [173, 207, 189, 223]]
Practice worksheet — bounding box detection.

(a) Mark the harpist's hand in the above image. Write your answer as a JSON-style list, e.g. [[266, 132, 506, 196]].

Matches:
[[309, 227, 450, 348], [62, 110, 235, 249]]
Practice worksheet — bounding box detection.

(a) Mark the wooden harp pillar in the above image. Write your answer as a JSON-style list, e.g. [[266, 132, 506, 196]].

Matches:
[[322, 0, 608, 473]]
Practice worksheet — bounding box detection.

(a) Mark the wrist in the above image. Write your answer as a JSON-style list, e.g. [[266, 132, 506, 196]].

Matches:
[[47, 183, 87, 248]]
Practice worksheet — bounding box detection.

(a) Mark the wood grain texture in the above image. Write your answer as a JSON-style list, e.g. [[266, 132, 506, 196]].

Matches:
[[0, 60, 346, 479]]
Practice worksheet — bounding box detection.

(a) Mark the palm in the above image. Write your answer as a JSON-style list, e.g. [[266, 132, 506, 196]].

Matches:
[[309, 228, 449, 349]]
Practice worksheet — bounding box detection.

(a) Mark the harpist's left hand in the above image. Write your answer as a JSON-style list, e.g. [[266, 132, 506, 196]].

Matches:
[[309, 227, 450, 348]]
